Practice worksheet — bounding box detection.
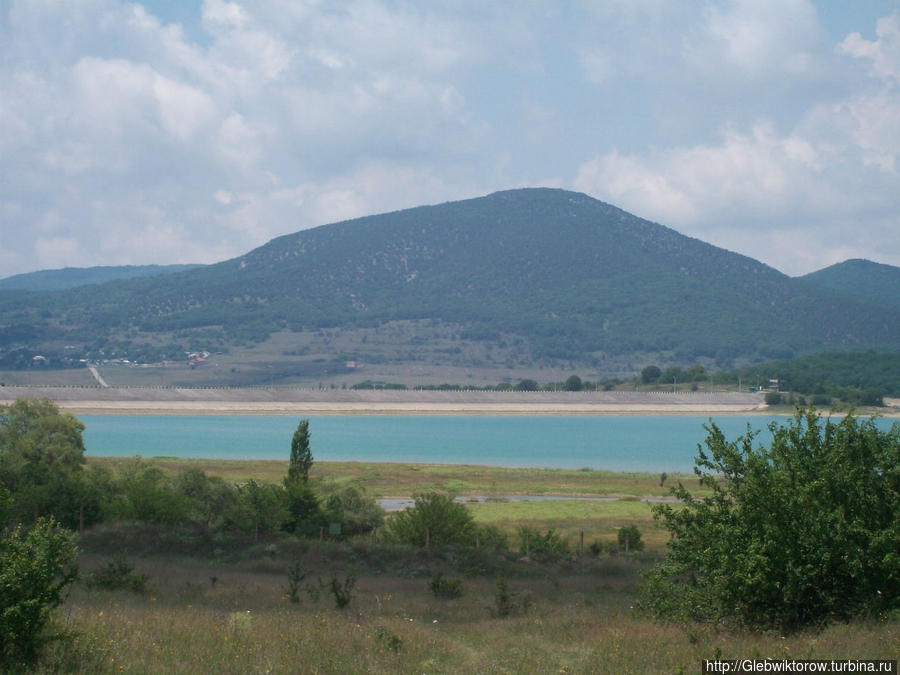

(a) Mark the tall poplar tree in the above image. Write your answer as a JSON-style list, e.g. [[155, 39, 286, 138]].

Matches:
[[287, 419, 312, 483]]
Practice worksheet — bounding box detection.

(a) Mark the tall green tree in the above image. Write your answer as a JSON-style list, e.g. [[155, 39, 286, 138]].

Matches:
[[641, 409, 900, 631], [0, 398, 96, 528], [283, 419, 321, 535], [288, 419, 313, 483]]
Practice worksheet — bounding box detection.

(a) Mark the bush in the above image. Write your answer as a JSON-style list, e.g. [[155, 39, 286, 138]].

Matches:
[[475, 524, 508, 552], [764, 391, 783, 405], [0, 517, 79, 668], [328, 574, 355, 609], [641, 410, 900, 631], [517, 526, 569, 557], [429, 573, 464, 599], [385, 493, 476, 547], [84, 555, 149, 594], [323, 487, 385, 537], [617, 525, 643, 552]]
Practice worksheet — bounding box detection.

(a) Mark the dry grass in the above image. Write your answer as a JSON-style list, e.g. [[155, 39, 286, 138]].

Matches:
[[46, 548, 900, 674]]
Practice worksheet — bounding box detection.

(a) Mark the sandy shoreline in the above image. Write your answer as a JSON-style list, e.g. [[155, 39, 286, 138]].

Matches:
[[45, 400, 774, 416]]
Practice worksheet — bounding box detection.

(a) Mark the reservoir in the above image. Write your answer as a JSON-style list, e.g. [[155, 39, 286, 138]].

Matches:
[[80, 414, 898, 473]]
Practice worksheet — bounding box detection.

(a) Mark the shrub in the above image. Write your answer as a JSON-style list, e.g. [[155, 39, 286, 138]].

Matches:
[[385, 492, 476, 547], [429, 573, 464, 599], [517, 526, 569, 557], [84, 555, 150, 594], [491, 578, 533, 618], [764, 391, 783, 405], [617, 525, 644, 552], [372, 626, 403, 653], [323, 487, 385, 537], [641, 410, 900, 631], [328, 574, 356, 609], [0, 517, 78, 668], [476, 524, 509, 552], [285, 563, 306, 604]]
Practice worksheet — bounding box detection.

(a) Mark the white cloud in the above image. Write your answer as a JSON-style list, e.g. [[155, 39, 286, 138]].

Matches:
[[839, 11, 900, 83], [692, 0, 822, 79], [1, 1, 899, 280]]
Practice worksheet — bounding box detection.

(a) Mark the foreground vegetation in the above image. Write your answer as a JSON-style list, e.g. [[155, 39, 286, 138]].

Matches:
[[2, 398, 898, 671], [37, 544, 900, 674]]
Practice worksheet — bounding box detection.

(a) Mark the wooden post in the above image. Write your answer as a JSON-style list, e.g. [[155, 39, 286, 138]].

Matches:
[[579, 529, 584, 556], [526, 531, 530, 558], [425, 527, 430, 549], [476, 532, 480, 550], [319, 526, 324, 542], [625, 532, 630, 553]]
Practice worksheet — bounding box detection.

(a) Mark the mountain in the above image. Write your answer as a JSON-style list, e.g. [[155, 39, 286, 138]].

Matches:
[[799, 259, 900, 310], [0, 264, 205, 292], [2, 188, 899, 373]]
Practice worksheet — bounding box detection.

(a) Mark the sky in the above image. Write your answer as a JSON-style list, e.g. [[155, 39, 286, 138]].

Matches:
[[1, 0, 899, 278]]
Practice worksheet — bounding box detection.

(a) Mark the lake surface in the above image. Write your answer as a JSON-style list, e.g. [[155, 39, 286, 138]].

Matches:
[[81, 415, 898, 473]]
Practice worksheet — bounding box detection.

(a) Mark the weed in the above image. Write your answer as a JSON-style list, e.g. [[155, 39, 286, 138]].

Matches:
[[372, 625, 403, 653], [328, 574, 356, 609], [286, 562, 306, 603]]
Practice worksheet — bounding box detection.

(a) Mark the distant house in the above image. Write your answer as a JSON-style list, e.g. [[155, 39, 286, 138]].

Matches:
[[346, 360, 357, 369], [32, 355, 48, 366]]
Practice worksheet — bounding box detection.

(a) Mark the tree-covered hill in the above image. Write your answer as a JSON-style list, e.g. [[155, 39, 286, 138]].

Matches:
[[2, 188, 899, 369], [798, 259, 900, 310], [0, 264, 205, 292]]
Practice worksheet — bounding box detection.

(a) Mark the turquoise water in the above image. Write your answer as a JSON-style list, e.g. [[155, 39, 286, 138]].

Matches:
[[80, 415, 898, 472]]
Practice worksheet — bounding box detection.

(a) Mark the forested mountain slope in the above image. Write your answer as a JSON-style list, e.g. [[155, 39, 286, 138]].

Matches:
[[799, 259, 900, 310], [2, 188, 898, 367]]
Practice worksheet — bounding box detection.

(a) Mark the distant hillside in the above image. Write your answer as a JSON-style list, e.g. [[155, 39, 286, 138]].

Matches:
[[0, 264, 205, 292], [2, 188, 899, 373], [799, 259, 900, 309]]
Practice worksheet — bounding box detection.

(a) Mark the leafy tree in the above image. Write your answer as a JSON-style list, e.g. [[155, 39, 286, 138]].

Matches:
[[322, 487, 384, 537], [105, 458, 191, 525], [234, 479, 287, 540], [514, 379, 539, 392], [282, 478, 323, 536], [563, 375, 583, 391], [0, 517, 78, 668], [0, 399, 94, 527], [174, 468, 239, 534], [386, 492, 476, 547], [288, 419, 313, 483], [641, 365, 661, 384], [641, 410, 900, 631]]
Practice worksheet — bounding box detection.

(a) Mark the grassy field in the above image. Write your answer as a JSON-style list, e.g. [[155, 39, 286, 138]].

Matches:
[[45, 540, 899, 674], [39, 457, 898, 672], [87, 457, 698, 498]]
